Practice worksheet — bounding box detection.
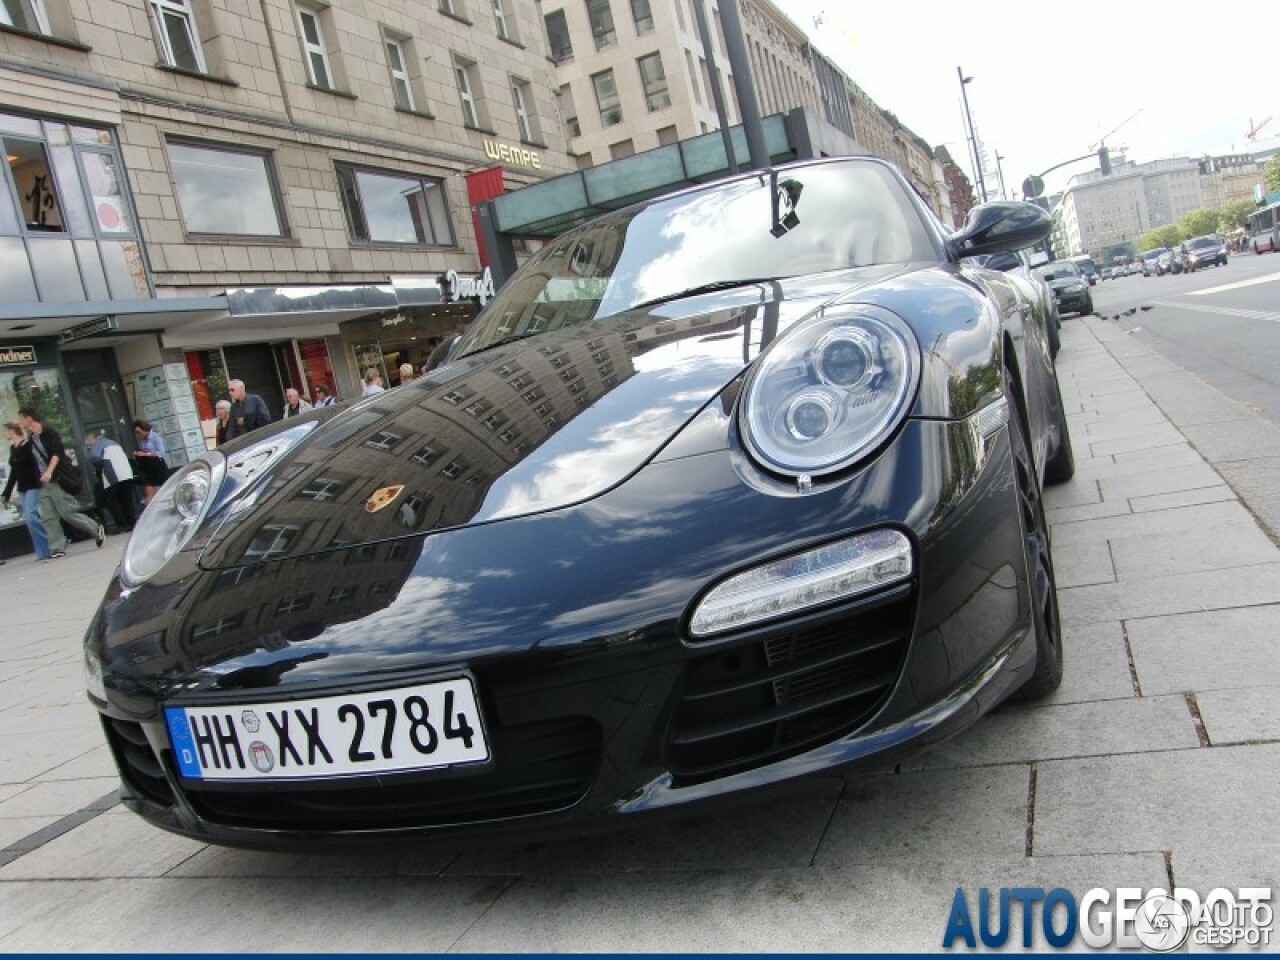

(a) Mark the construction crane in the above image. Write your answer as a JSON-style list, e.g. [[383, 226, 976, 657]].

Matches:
[[1090, 109, 1143, 152], [1247, 117, 1273, 141]]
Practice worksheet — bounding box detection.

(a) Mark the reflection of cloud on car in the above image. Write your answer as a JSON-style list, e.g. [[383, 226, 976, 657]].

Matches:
[[85, 156, 1078, 850]]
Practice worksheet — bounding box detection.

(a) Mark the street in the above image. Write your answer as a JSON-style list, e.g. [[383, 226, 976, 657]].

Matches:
[[1, 304, 1278, 951]]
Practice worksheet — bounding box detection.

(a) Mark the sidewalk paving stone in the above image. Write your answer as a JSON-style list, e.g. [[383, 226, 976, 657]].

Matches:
[[1193, 687, 1280, 746], [1127, 605, 1280, 695], [1033, 744, 1280, 858]]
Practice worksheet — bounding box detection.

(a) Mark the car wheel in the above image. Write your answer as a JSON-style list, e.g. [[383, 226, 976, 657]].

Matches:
[[1008, 385, 1064, 698]]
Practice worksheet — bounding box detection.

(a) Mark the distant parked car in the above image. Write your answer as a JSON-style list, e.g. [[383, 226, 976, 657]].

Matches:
[[1067, 255, 1098, 285], [1034, 259, 1094, 318], [1141, 248, 1168, 276], [1182, 235, 1228, 271], [1155, 250, 1176, 275]]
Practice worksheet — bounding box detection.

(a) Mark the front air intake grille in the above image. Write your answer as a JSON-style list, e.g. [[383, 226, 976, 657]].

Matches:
[[668, 588, 913, 783], [103, 717, 175, 807], [186, 716, 601, 831]]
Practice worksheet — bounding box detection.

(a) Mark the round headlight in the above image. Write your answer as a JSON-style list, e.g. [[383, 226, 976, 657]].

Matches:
[[741, 306, 920, 477], [813, 329, 875, 388], [121, 459, 219, 587]]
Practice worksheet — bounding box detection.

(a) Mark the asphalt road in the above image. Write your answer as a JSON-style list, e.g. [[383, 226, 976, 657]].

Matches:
[[1086, 253, 1280, 424]]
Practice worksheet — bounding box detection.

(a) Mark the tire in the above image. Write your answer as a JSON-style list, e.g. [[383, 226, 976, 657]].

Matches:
[[1046, 312, 1060, 358], [1043, 372, 1075, 485], [1008, 385, 1064, 698]]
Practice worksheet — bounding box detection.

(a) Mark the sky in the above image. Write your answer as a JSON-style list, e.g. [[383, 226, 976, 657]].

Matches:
[[767, 0, 1278, 199]]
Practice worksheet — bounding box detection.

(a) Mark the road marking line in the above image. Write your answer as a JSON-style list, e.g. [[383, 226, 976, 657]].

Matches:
[[1186, 272, 1280, 295], [1149, 300, 1280, 322]]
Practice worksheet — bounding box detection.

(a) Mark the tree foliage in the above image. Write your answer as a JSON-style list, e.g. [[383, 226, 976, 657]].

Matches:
[[1138, 225, 1182, 251], [1218, 198, 1257, 233], [1179, 208, 1220, 238], [1266, 154, 1280, 193]]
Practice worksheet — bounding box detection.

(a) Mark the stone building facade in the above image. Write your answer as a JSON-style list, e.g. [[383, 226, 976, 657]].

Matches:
[[0, 0, 571, 546]]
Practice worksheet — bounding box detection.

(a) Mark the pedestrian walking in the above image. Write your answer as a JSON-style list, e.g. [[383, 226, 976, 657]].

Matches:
[[312, 384, 335, 406], [17, 408, 104, 553], [2, 421, 54, 561], [132, 419, 168, 504], [226, 379, 271, 439], [362, 367, 385, 396], [85, 429, 137, 533], [282, 387, 313, 418], [214, 399, 232, 446]]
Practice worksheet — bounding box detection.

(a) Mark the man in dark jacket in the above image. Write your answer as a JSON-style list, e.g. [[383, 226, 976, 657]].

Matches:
[[17, 407, 104, 553], [226, 379, 272, 440]]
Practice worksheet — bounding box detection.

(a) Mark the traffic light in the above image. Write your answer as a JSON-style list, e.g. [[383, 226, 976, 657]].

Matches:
[[1099, 146, 1112, 176]]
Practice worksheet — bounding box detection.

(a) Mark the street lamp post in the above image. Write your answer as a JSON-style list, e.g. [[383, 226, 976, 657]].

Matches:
[[995, 152, 1009, 201], [957, 67, 988, 203]]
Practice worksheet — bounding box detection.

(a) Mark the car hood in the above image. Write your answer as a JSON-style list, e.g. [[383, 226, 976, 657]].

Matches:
[[197, 265, 915, 569], [1047, 277, 1084, 291]]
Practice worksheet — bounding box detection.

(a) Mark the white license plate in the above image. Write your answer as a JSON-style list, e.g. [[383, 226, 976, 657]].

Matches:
[[165, 678, 488, 781]]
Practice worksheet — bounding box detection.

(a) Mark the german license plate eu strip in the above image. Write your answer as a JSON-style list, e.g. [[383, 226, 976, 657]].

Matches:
[[165, 678, 488, 781]]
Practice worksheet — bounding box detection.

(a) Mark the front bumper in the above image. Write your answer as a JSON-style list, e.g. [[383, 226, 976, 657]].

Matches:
[[88, 418, 1036, 848]]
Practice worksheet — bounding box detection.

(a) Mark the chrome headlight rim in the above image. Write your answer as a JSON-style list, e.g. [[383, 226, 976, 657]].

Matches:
[[120, 454, 224, 589], [739, 305, 922, 479]]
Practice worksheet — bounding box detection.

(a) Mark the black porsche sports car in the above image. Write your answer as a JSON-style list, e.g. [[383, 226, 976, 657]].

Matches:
[[86, 156, 1074, 848]]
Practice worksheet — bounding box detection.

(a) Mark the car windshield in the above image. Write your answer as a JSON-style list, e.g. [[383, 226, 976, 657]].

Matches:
[[1143, 249, 1166, 260], [1034, 263, 1080, 281], [454, 159, 938, 356], [1186, 237, 1218, 250]]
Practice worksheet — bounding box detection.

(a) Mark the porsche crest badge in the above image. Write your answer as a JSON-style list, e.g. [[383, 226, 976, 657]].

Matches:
[[365, 485, 405, 513]]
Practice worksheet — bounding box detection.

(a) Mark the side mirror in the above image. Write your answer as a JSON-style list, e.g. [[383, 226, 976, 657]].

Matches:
[[950, 201, 1052, 260]]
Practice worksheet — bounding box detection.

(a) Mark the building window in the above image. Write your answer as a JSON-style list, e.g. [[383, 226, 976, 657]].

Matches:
[[637, 52, 670, 112], [511, 78, 537, 143], [384, 36, 414, 111], [586, 0, 615, 50], [439, 0, 467, 19], [556, 84, 579, 139], [243, 525, 299, 562], [609, 140, 634, 160], [543, 9, 571, 60], [0, 0, 49, 34], [167, 140, 287, 237], [454, 56, 482, 129], [493, 0, 516, 41], [148, 0, 205, 73], [591, 69, 621, 128], [3, 136, 65, 232], [296, 5, 334, 89], [657, 124, 678, 146], [629, 0, 653, 33], [80, 150, 134, 235], [336, 164, 453, 245]]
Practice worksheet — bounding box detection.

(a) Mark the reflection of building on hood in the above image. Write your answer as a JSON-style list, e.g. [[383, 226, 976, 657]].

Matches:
[[210, 327, 639, 573]]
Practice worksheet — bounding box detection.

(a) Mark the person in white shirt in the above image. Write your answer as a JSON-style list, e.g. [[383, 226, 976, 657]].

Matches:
[[86, 429, 137, 533], [282, 387, 313, 418], [362, 368, 385, 396]]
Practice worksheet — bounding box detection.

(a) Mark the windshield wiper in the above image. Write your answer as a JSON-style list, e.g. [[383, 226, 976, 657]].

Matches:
[[629, 277, 780, 313]]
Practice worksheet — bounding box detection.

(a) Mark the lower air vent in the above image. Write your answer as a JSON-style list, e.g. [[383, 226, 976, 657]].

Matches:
[[103, 717, 175, 806], [187, 716, 601, 831], [668, 589, 913, 783]]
